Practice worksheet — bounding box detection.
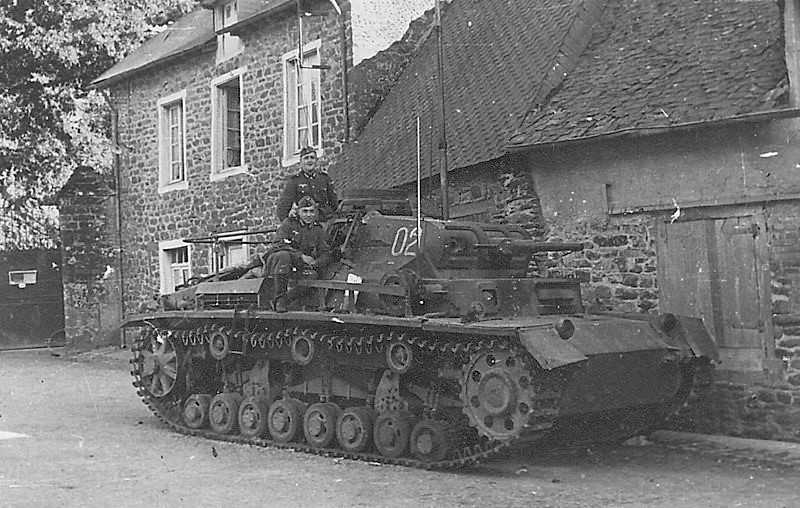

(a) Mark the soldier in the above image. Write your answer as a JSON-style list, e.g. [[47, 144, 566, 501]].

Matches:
[[276, 146, 339, 221], [265, 195, 331, 312]]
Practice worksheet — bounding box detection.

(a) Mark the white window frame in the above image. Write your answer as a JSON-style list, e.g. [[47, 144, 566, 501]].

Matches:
[[210, 67, 248, 181], [8, 270, 37, 288], [282, 39, 323, 167], [210, 231, 249, 273], [215, 0, 243, 63], [157, 90, 188, 194], [158, 239, 192, 294]]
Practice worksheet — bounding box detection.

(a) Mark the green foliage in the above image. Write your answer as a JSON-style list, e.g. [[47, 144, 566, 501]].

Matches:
[[0, 0, 197, 241]]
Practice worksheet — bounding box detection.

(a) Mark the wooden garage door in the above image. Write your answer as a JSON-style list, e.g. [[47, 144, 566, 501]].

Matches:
[[655, 213, 772, 373]]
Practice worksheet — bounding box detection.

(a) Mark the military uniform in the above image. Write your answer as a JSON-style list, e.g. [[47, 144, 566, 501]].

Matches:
[[276, 170, 339, 221], [265, 214, 331, 311]]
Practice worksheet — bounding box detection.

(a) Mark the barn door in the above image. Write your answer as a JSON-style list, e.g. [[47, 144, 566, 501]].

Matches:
[[656, 213, 772, 373]]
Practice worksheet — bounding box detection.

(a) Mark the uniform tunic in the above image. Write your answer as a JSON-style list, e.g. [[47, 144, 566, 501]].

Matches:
[[275, 170, 339, 221], [265, 215, 331, 276]]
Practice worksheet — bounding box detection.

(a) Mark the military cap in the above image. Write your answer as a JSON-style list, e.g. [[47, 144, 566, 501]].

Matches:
[[299, 146, 317, 157], [296, 195, 317, 208]]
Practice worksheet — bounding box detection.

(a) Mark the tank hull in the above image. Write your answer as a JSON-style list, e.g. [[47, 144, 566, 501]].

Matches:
[[124, 308, 712, 469]]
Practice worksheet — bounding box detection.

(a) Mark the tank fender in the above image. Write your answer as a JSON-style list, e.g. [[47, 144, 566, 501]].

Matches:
[[517, 327, 588, 370], [672, 315, 720, 363]]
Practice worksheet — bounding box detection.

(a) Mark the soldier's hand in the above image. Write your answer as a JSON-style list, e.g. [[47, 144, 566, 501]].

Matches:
[[301, 254, 316, 267], [288, 203, 298, 218]]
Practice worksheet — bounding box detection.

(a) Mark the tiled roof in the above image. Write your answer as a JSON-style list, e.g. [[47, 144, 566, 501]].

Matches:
[[330, 0, 586, 190], [509, 0, 788, 148], [92, 0, 294, 88], [329, 0, 592, 191]]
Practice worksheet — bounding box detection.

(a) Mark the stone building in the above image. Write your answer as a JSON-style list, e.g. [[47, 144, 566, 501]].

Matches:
[[330, 0, 800, 441], [89, 0, 430, 319]]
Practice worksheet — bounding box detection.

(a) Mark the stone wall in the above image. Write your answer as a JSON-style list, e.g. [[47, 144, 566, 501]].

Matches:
[[57, 166, 122, 350], [768, 202, 800, 388]]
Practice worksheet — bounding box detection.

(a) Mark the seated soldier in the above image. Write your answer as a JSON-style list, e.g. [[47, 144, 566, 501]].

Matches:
[[264, 195, 331, 312]]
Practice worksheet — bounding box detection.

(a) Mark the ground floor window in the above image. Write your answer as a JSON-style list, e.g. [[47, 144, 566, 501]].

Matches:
[[158, 240, 191, 294]]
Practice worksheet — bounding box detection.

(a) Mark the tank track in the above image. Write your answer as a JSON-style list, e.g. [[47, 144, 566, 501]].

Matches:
[[129, 323, 567, 470]]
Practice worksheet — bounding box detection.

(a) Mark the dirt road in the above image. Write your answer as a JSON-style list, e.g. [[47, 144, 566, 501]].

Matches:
[[1, 349, 798, 508]]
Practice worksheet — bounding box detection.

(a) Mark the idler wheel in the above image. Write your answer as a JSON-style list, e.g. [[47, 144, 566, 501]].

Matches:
[[410, 420, 451, 463], [336, 407, 374, 453], [183, 394, 212, 429], [386, 342, 414, 374], [461, 350, 537, 440], [208, 393, 243, 434], [303, 402, 340, 448], [373, 411, 414, 458], [238, 396, 271, 438], [291, 335, 315, 366], [208, 329, 231, 361], [268, 398, 305, 444], [140, 334, 179, 398]]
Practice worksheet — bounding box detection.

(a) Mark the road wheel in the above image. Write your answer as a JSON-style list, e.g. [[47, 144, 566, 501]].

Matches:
[[304, 402, 340, 448]]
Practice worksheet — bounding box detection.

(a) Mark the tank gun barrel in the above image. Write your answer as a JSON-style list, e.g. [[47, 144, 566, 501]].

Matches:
[[473, 240, 584, 253], [183, 228, 277, 244]]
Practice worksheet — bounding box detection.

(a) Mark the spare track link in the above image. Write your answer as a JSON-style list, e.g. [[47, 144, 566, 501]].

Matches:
[[129, 324, 567, 470]]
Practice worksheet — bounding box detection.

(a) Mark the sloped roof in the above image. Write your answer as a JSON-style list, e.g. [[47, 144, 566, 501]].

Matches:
[[509, 0, 789, 148], [92, 8, 215, 88], [330, 0, 590, 191], [92, 0, 294, 88]]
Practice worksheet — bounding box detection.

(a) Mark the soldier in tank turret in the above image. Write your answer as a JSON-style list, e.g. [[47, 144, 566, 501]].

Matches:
[[275, 146, 339, 222], [265, 195, 331, 312]]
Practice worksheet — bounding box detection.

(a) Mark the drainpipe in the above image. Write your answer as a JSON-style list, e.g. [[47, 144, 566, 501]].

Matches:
[[340, 9, 350, 142], [785, 0, 800, 107], [102, 89, 127, 348]]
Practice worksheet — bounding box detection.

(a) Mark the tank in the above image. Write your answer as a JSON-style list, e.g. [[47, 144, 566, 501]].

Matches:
[[124, 191, 718, 469]]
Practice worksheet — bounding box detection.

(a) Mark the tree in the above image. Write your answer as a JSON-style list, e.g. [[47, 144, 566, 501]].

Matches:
[[0, 0, 197, 243]]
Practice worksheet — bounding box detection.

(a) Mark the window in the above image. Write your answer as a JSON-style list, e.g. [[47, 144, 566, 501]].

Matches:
[[210, 233, 248, 272], [159, 240, 191, 294], [157, 91, 188, 193], [282, 40, 322, 166], [211, 68, 247, 180], [8, 270, 37, 288], [215, 0, 242, 63]]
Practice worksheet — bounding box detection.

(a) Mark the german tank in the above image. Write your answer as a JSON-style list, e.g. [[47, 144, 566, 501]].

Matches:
[[124, 191, 718, 469]]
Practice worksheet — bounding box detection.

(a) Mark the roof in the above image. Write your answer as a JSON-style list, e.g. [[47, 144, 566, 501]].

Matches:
[[330, 0, 589, 191], [508, 0, 788, 148], [331, 0, 790, 191], [92, 0, 294, 88]]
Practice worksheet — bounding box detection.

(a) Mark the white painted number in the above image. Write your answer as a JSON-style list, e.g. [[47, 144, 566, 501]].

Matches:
[[391, 227, 418, 256]]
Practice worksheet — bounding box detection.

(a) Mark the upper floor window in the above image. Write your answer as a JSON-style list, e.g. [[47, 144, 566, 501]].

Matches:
[[210, 233, 248, 272], [211, 67, 247, 180], [282, 40, 322, 166], [158, 240, 191, 294], [215, 0, 242, 63], [157, 91, 188, 194]]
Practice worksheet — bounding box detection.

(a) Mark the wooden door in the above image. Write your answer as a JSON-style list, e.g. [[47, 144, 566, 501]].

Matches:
[[656, 212, 772, 373]]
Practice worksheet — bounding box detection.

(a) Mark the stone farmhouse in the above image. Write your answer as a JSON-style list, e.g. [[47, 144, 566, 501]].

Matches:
[[331, 0, 800, 441]]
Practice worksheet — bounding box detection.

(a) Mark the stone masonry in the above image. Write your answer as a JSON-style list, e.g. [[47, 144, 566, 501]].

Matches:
[[57, 166, 122, 350]]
